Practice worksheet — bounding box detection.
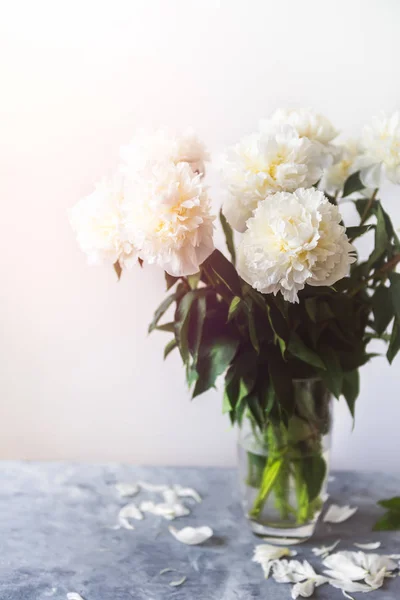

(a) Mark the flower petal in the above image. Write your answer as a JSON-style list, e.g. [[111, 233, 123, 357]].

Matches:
[[323, 504, 358, 523], [353, 542, 381, 550], [312, 540, 340, 557], [328, 579, 376, 593], [168, 525, 213, 545], [138, 481, 169, 493], [173, 484, 202, 503], [140, 500, 190, 520], [118, 503, 143, 529], [115, 483, 139, 497], [67, 595, 85, 600], [291, 579, 315, 598], [169, 576, 187, 587], [323, 552, 367, 580]]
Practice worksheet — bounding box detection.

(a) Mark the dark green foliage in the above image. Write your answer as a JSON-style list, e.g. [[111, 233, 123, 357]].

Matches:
[[342, 171, 363, 197], [219, 209, 236, 265], [148, 180, 399, 424], [374, 497, 400, 531]]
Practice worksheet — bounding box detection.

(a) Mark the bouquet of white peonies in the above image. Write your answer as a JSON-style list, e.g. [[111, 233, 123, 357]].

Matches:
[[70, 110, 400, 538]]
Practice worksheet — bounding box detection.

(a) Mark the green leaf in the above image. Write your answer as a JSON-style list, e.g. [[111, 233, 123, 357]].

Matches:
[[301, 455, 327, 503], [320, 346, 343, 398], [164, 339, 177, 359], [342, 171, 363, 197], [202, 249, 242, 298], [378, 497, 400, 511], [346, 225, 373, 240], [219, 209, 236, 265], [174, 291, 198, 363], [373, 497, 400, 531], [355, 198, 371, 219], [192, 335, 239, 398], [165, 272, 178, 290], [149, 292, 179, 333], [342, 369, 359, 419], [155, 322, 175, 333], [187, 272, 201, 290], [367, 202, 390, 268], [245, 302, 260, 354], [373, 511, 400, 531], [266, 345, 294, 416], [387, 318, 400, 364], [305, 298, 318, 323], [372, 286, 393, 334], [389, 272, 400, 321], [188, 295, 207, 362], [287, 333, 326, 370], [246, 391, 265, 430], [222, 372, 239, 414], [227, 296, 242, 322]]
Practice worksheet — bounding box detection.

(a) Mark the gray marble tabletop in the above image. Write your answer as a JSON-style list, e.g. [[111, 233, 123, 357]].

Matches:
[[0, 462, 399, 600]]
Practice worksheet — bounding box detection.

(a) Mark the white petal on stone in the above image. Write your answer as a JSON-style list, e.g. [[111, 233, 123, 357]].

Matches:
[[67, 594, 85, 600], [168, 525, 213, 545], [140, 500, 190, 520], [115, 483, 139, 497], [262, 537, 303, 546], [388, 554, 400, 559], [321, 493, 330, 502], [291, 579, 315, 599], [169, 576, 187, 587], [173, 484, 202, 503], [328, 579, 376, 593], [353, 542, 381, 550], [323, 504, 358, 523], [342, 591, 355, 600], [272, 560, 307, 583], [361, 553, 398, 575], [328, 476, 336, 482], [365, 567, 386, 588], [323, 552, 368, 580], [312, 540, 340, 558], [159, 568, 177, 575], [118, 503, 143, 530], [162, 489, 179, 504], [138, 481, 169, 493]]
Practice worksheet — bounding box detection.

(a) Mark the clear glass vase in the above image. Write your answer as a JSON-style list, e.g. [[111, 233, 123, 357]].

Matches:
[[238, 379, 332, 542]]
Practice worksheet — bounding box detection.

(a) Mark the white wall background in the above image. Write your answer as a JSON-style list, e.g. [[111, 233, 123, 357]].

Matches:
[[0, 0, 399, 470]]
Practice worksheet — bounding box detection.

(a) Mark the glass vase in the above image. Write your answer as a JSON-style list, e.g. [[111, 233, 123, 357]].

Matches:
[[238, 378, 332, 542]]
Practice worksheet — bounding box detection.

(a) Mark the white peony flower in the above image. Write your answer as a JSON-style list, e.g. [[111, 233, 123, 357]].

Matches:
[[221, 126, 323, 232], [264, 108, 339, 146], [237, 188, 355, 303], [357, 112, 400, 187], [120, 128, 210, 176], [320, 140, 360, 195], [124, 161, 215, 276], [69, 177, 138, 268]]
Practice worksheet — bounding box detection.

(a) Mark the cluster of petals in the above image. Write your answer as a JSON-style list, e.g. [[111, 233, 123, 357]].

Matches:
[[237, 188, 355, 302], [356, 111, 400, 187], [221, 123, 324, 232], [70, 130, 214, 276]]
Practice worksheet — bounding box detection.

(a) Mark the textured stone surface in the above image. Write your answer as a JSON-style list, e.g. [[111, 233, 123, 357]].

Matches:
[[0, 462, 399, 599]]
